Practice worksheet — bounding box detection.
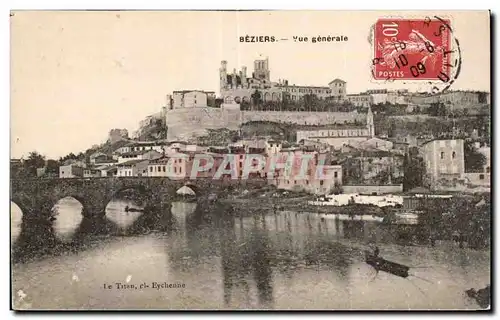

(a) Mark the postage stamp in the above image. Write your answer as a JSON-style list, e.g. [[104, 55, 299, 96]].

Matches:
[[372, 17, 453, 81]]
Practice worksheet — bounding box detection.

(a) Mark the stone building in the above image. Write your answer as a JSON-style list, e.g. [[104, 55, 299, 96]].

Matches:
[[346, 93, 373, 107], [340, 149, 404, 186], [421, 139, 465, 189], [169, 90, 216, 109], [296, 105, 375, 149]]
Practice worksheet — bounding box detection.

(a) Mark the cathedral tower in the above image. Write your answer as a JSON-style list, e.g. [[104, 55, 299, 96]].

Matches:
[[253, 57, 270, 82]]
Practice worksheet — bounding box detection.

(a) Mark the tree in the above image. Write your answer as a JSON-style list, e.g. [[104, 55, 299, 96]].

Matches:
[[403, 148, 424, 191], [46, 159, 60, 175], [464, 141, 487, 172], [23, 151, 46, 177], [251, 90, 262, 109], [428, 102, 447, 116]]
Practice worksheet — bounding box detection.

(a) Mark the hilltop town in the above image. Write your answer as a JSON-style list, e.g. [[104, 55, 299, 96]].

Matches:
[[12, 57, 491, 197]]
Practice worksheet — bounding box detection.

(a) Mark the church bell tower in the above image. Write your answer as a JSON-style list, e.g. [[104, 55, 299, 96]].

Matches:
[[366, 105, 375, 138]]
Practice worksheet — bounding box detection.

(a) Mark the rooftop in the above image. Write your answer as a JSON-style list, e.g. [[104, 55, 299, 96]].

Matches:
[[328, 78, 346, 84], [421, 138, 465, 146], [117, 159, 149, 166], [173, 90, 215, 94]]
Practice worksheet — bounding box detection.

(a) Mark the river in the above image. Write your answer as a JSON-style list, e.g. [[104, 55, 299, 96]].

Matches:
[[11, 198, 490, 310]]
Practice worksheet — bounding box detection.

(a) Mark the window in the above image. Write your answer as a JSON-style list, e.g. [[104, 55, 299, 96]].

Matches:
[[150, 167, 153, 172], [440, 152, 445, 159], [479, 174, 485, 180], [163, 166, 166, 172], [334, 172, 338, 178], [452, 151, 456, 159], [320, 180, 324, 186], [486, 166, 490, 173]]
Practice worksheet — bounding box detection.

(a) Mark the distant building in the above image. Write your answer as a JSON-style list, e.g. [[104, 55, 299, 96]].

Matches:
[[421, 139, 465, 189], [366, 89, 389, 105], [346, 93, 373, 107], [59, 164, 84, 178], [296, 105, 375, 149], [409, 91, 490, 110]]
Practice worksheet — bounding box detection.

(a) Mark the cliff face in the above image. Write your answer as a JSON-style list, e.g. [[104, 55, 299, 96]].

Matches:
[[165, 106, 365, 141]]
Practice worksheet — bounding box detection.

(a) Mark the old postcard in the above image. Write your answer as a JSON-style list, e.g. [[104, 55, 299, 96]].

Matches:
[[10, 10, 491, 310]]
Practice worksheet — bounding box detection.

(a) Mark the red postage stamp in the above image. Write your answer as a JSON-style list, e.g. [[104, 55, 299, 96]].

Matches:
[[373, 18, 452, 81]]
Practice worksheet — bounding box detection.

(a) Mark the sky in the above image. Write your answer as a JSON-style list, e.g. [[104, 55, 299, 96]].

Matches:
[[10, 10, 490, 159]]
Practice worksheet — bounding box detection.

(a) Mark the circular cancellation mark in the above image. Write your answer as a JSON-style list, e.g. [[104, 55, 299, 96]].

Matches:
[[370, 15, 462, 95]]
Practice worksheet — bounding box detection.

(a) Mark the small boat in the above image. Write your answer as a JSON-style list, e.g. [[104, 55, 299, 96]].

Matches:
[[365, 251, 410, 278], [125, 206, 144, 213]]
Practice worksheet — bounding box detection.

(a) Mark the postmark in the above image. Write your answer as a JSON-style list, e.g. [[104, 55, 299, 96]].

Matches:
[[371, 16, 462, 94]]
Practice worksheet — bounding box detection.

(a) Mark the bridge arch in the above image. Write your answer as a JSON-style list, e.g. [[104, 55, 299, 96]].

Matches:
[[177, 183, 200, 196], [10, 198, 27, 216]]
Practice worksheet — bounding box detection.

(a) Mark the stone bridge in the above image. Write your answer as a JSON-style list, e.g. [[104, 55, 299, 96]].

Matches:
[[10, 177, 268, 218]]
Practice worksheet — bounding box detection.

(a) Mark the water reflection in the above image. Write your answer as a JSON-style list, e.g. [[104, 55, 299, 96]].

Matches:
[[106, 199, 144, 230], [10, 200, 490, 310], [52, 197, 84, 242], [11, 202, 23, 243]]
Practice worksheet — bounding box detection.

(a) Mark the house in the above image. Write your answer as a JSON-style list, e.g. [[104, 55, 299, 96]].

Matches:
[[341, 150, 405, 185], [128, 141, 167, 153], [83, 168, 101, 178], [421, 139, 465, 189], [116, 160, 149, 177], [62, 159, 87, 168], [147, 153, 191, 178], [98, 164, 118, 177], [266, 140, 283, 154], [118, 150, 162, 164], [270, 150, 343, 195], [94, 157, 118, 167], [465, 145, 491, 187], [89, 152, 108, 164], [59, 164, 84, 178], [171, 90, 214, 109], [351, 137, 394, 151]]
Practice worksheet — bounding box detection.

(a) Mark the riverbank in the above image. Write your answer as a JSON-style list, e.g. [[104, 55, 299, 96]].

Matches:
[[220, 187, 491, 250]]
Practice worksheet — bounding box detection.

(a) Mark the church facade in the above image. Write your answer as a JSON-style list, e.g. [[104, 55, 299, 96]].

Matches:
[[219, 58, 347, 104]]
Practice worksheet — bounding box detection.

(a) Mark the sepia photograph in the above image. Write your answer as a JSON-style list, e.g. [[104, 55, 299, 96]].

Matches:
[[9, 10, 491, 311]]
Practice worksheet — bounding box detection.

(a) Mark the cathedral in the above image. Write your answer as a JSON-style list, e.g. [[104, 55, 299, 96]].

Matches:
[[219, 58, 347, 104]]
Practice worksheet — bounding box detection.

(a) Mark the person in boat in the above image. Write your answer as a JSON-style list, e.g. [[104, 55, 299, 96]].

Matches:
[[365, 245, 410, 279]]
